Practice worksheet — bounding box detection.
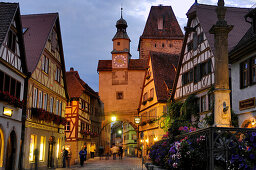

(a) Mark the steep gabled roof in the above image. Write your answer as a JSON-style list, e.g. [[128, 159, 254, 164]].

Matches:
[[97, 59, 147, 72], [66, 70, 98, 99], [171, 3, 251, 101], [150, 52, 178, 102], [187, 4, 251, 53], [0, 3, 17, 47], [141, 6, 184, 39], [0, 3, 28, 74], [21, 13, 57, 73]]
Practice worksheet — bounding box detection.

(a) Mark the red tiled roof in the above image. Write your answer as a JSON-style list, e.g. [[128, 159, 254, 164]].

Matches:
[[141, 6, 184, 39], [150, 52, 178, 102], [97, 59, 147, 71], [21, 13, 57, 72], [66, 71, 98, 98]]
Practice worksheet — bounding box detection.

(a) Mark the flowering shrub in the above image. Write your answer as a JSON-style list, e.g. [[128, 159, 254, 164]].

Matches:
[[0, 91, 24, 108], [149, 140, 171, 167], [31, 108, 66, 125]]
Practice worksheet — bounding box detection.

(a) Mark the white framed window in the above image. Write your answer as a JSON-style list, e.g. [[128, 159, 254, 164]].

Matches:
[[42, 55, 49, 74], [59, 102, 62, 116], [43, 93, 48, 110], [50, 97, 54, 113], [39, 136, 46, 161], [38, 91, 43, 108], [33, 88, 38, 108], [56, 100, 59, 115]]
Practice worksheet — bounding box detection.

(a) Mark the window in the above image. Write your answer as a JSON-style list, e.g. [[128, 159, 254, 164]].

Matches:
[[42, 55, 49, 74], [50, 97, 54, 113], [117, 42, 120, 46], [29, 134, 37, 162], [157, 17, 163, 30], [16, 81, 21, 99], [201, 59, 212, 77], [143, 92, 148, 102], [0, 71, 3, 91], [154, 44, 157, 48], [187, 41, 193, 51], [65, 121, 70, 131], [208, 93, 214, 110], [4, 74, 10, 92], [81, 122, 85, 131], [194, 64, 201, 83], [116, 92, 123, 100], [39, 136, 46, 161], [81, 100, 85, 110], [150, 88, 154, 98], [132, 134, 137, 140], [198, 33, 204, 44], [56, 100, 59, 115], [162, 43, 164, 48], [182, 70, 193, 85], [59, 102, 62, 116], [252, 57, 256, 83], [33, 88, 38, 108], [10, 78, 16, 96], [55, 67, 61, 82], [193, 32, 198, 51], [241, 61, 249, 88], [56, 138, 60, 159], [201, 95, 207, 112], [43, 93, 48, 110], [7, 30, 16, 52], [38, 91, 43, 108]]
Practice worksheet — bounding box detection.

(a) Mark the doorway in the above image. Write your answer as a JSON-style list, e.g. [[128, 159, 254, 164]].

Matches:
[[5, 130, 17, 170]]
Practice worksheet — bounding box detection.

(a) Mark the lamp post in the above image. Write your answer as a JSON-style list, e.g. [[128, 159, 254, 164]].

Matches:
[[134, 117, 141, 157]]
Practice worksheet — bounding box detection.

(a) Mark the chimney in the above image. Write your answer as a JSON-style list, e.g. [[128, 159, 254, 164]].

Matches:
[[70, 67, 74, 71]]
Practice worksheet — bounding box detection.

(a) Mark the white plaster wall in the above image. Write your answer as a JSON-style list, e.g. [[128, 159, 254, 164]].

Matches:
[[231, 52, 256, 127]]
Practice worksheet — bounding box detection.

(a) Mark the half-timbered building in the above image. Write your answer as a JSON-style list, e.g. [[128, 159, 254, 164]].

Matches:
[[65, 68, 104, 165], [0, 3, 28, 170], [21, 13, 69, 169], [229, 8, 256, 128], [171, 3, 251, 126], [138, 52, 178, 154], [138, 5, 183, 60]]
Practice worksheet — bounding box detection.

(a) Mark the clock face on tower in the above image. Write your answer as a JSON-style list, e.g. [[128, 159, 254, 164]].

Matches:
[[113, 55, 127, 68]]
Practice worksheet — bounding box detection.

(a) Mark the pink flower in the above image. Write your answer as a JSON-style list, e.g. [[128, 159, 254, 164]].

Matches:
[[178, 126, 184, 131], [173, 162, 178, 168]]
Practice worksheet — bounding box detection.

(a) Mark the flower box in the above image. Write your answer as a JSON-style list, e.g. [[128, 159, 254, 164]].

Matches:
[[31, 108, 66, 125], [0, 91, 24, 108]]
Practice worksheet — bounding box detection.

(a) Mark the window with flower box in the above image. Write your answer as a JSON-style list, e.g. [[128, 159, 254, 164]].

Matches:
[[0, 71, 21, 99], [50, 97, 54, 113], [38, 91, 43, 108]]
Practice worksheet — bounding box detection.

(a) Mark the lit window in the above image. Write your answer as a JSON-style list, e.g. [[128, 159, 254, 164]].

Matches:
[[65, 121, 70, 131], [3, 107, 13, 116], [33, 88, 38, 108], [29, 134, 37, 162], [39, 136, 46, 161], [56, 138, 60, 159]]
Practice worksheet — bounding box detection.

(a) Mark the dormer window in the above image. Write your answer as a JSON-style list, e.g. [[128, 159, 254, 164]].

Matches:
[[158, 17, 164, 30]]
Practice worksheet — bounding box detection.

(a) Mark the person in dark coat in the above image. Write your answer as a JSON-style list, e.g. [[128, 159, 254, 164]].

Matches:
[[79, 148, 85, 167], [62, 148, 68, 168], [99, 146, 104, 160], [118, 146, 123, 159], [84, 146, 87, 162]]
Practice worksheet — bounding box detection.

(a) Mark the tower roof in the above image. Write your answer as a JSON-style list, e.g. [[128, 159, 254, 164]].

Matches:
[[112, 8, 130, 41], [140, 6, 184, 39]]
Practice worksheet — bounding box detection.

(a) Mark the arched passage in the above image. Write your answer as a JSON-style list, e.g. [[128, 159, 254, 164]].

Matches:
[[5, 130, 17, 170]]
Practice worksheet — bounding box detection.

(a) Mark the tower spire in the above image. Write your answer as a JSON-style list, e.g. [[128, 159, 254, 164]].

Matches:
[[121, 4, 123, 18]]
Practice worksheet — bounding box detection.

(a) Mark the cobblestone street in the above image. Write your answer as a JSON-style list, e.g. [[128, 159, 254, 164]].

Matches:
[[56, 157, 145, 170]]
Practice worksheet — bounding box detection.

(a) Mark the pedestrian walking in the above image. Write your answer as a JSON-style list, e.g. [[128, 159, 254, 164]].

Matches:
[[67, 150, 71, 168], [79, 148, 85, 167], [99, 146, 104, 160], [118, 146, 123, 159], [62, 148, 68, 168], [84, 145, 87, 162], [110, 144, 119, 160]]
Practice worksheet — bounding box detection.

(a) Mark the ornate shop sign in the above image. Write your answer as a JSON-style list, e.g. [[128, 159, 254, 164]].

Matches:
[[239, 97, 255, 110]]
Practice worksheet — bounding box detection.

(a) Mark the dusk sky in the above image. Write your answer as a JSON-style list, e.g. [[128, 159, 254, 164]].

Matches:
[[2, 0, 256, 91]]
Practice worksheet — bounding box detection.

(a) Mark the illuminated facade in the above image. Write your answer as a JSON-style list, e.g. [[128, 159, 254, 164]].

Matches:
[[0, 3, 28, 170], [21, 13, 68, 169], [65, 68, 104, 165]]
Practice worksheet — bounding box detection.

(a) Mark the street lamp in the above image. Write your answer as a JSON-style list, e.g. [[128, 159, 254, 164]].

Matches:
[[134, 117, 141, 157], [118, 130, 122, 134], [111, 116, 117, 122]]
